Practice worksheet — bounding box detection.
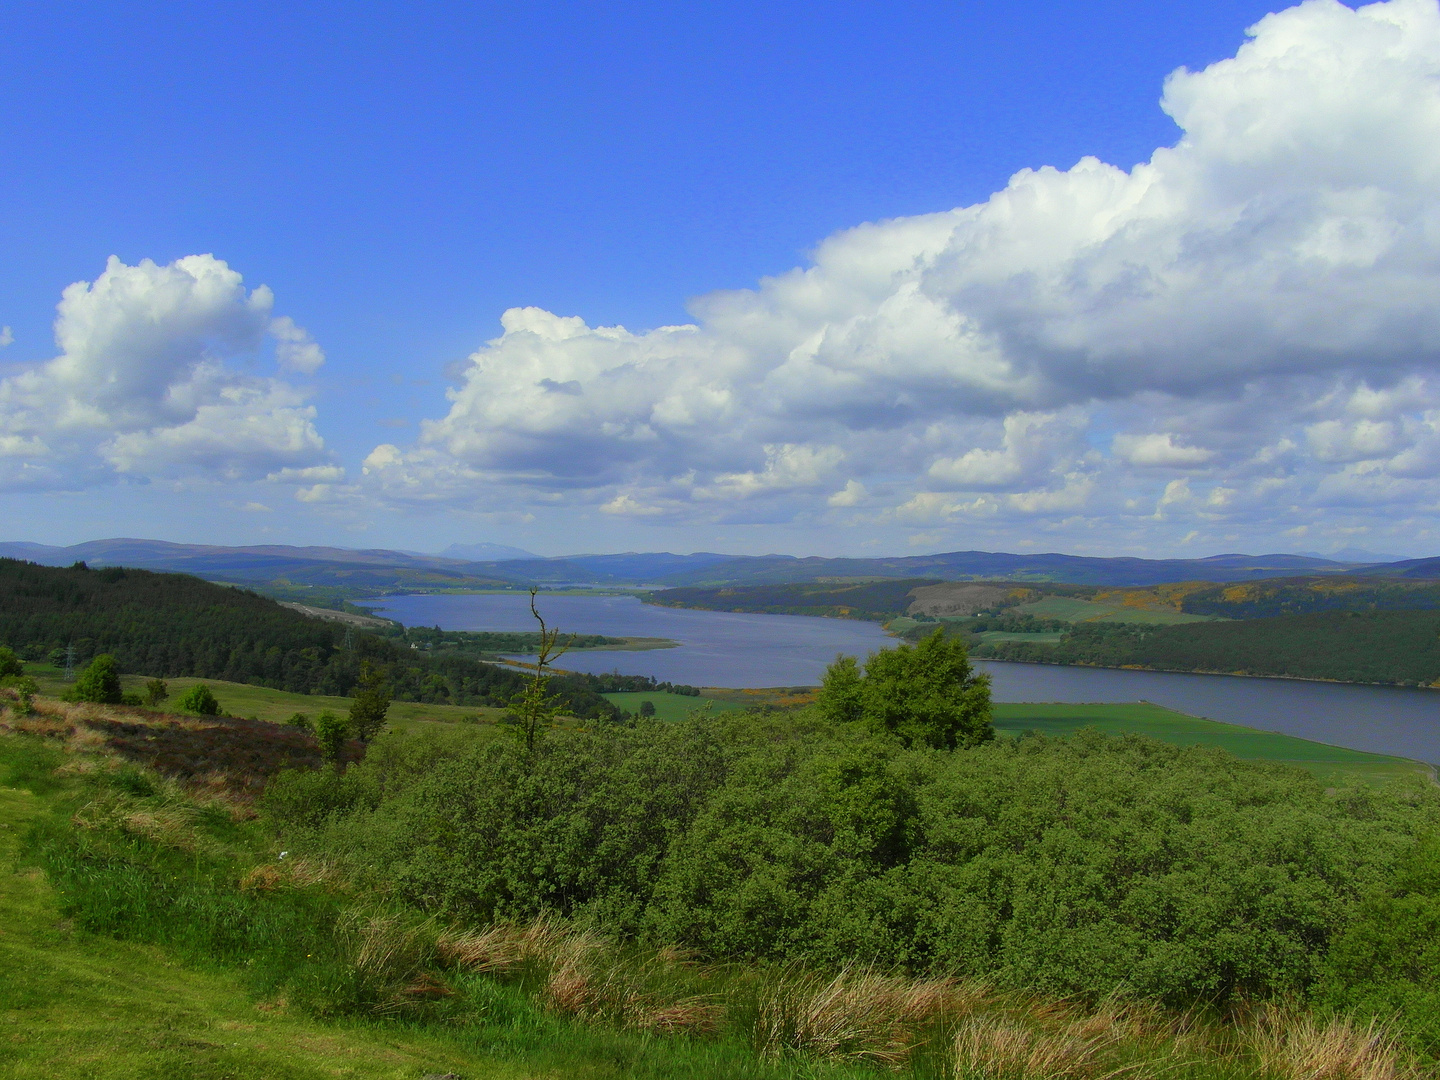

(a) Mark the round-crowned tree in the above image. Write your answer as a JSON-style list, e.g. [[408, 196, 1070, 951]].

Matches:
[[68, 654, 123, 704], [817, 629, 992, 750]]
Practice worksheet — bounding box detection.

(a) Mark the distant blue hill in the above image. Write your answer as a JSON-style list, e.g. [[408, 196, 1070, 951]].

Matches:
[[1, 538, 1427, 591], [438, 541, 536, 561]]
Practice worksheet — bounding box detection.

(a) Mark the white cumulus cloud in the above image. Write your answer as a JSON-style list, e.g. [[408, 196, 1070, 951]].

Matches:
[[365, 0, 1440, 552], [0, 255, 331, 490], [1112, 433, 1216, 468]]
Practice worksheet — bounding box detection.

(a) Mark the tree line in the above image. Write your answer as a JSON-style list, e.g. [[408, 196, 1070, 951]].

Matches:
[[969, 608, 1440, 687]]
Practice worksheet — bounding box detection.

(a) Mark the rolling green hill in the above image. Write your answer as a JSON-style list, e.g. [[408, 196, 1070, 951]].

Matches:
[[0, 558, 617, 718]]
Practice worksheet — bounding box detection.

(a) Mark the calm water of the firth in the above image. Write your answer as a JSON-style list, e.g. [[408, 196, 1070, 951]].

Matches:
[[373, 593, 1440, 764]]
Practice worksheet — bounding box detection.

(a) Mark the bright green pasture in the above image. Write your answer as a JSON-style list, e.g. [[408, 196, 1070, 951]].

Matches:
[[603, 690, 745, 722], [1012, 596, 1216, 624], [141, 676, 508, 730], [974, 630, 1065, 644], [24, 663, 505, 730], [992, 701, 1430, 785]]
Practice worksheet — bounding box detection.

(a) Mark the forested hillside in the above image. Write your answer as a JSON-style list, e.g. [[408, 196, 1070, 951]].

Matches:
[[1177, 577, 1440, 618], [650, 578, 943, 619], [655, 575, 1440, 622], [973, 609, 1440, 687], [0, 559, 616, 716]]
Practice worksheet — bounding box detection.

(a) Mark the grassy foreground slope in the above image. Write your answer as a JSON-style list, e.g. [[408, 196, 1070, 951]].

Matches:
[[0, 714, 878, 1080], [0, 784, 527, 1080], [4, 699, 1435, 1078]]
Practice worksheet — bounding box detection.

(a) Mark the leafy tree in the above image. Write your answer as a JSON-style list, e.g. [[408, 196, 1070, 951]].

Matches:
[[860, 629, 992, 749], [143, 678, 169, 706], [347, 660, 391, 743], [177, 684, 221, 716], [816, 654, 863, 724], [68, 654, 123, 704], [0, 645, 22, 679], [288, 712, 312, 730], [818, 630, 992, 749], [638, 699, 656, 718], [316, 711, 349, 766]]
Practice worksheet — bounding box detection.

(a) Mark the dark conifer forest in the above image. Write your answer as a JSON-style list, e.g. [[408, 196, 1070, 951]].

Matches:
[[0, 559, 617, 717]]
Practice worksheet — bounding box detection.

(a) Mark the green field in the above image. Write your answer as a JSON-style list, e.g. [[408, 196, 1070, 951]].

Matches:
[[974, 630, 1065, 645], [26, 664, 507, 729], [602, 690, 746, 722], [992, 701, 1430, 785], [1012, 596, 1217, 625]]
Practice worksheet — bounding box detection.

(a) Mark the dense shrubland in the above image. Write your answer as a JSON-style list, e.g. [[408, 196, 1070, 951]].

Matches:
[[264, 714, 1440, 1016]]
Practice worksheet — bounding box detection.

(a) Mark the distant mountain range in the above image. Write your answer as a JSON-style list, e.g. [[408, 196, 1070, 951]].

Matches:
[[2, 537, 1436, 595], [438, 541, 536, 561]]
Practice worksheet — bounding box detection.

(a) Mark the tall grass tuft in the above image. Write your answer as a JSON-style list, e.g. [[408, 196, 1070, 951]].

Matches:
[[752, 965, 985, 1067], [951, 1014, 1122, 1079], [437, 919, 723, 1035], [1248, 1006, 1415, 1080]]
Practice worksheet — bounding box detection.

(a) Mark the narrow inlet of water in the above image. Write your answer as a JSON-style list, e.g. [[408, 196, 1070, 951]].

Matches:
[[373, 593, 1440, 764]]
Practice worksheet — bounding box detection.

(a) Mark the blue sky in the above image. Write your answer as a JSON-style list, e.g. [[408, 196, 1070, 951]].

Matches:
[[4, 0, 1439, 558]]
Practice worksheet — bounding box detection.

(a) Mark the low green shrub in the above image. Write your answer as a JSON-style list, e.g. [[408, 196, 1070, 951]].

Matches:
[[178, 683, 221, 715], [316, 712, 349, 764]]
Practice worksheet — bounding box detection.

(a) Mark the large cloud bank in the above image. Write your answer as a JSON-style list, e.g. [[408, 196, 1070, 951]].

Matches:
[[0, 255, 331, 490], [366, 0, 1440, 549]]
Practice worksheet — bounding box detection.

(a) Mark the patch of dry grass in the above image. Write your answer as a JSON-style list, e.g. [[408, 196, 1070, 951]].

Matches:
[[755, 966, 985, 1066], [1246, 1006, 1417, 1080]]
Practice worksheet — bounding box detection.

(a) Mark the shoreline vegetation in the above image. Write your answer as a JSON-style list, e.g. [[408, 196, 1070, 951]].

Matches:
[[650, 578, 1440, 690], [975, 652, 1440, 691]]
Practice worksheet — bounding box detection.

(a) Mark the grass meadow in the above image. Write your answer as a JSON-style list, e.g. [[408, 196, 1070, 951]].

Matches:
[[602, 691, 746, 722], [1010, 596, 1219, 625]]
